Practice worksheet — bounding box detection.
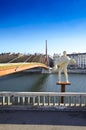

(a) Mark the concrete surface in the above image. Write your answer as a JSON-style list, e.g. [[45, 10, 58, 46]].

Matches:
[[0, 110, 86, 130]]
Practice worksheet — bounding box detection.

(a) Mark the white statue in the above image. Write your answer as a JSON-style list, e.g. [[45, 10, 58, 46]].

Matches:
[[53, 51, 76, 83]]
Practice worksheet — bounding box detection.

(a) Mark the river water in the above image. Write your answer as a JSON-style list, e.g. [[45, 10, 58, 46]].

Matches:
[[0, 72, 86, 93]]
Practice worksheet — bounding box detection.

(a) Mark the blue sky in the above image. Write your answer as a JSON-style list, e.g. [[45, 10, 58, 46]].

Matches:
[[0, 0, 86, 56]]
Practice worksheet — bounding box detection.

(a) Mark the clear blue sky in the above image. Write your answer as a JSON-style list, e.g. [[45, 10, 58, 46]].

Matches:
[[0, 0, 86, 56]]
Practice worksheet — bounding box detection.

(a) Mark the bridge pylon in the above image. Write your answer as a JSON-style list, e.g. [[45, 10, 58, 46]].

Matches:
[[45, 40, 49, 66]]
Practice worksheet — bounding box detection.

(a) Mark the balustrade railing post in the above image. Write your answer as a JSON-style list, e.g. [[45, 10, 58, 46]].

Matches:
[[33, 97, 35, 106], [18, 97, 20, 104], [43, 96, 45, 106], [2, 96, 5, 106], [80, 96, 82, 107], [11, 95, 15, 105], [58, 96, 60, 106], [74, 96, 76, 107], [53, 96, 55, 106], [84, 96, 86, 106], [48, 96, 50, 106], [69, 96, 71, 106], [22, 97, 25, 105], [7, 96, 10, 105], [27, 97, 30, 104], [37, 96, 40, 106]]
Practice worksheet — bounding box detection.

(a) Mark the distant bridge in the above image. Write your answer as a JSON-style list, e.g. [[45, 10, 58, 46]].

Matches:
[[0, 41, 54, 76], [0, 62, 49, 76]]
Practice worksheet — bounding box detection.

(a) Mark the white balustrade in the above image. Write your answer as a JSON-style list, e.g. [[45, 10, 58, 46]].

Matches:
[[0, 92, 86, 108]]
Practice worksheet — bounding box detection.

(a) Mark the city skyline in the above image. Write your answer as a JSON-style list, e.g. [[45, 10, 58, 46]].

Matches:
[[0, 0, 86, 56]]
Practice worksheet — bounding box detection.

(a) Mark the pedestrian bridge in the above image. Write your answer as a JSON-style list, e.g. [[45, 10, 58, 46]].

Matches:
[[0, 62, 49, 76]]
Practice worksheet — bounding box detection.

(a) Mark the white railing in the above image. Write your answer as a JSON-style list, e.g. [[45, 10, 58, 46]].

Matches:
[[0, 92, 86, 109]]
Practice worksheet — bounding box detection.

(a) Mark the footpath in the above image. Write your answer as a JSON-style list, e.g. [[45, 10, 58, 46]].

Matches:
[[0, 110, 86, 130]]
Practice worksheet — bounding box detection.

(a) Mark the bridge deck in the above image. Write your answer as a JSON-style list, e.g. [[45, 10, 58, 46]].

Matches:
[[0, 62, 48, 76]]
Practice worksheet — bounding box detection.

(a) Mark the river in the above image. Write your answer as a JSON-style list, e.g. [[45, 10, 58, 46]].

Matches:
[[0, 72, 86, 92]]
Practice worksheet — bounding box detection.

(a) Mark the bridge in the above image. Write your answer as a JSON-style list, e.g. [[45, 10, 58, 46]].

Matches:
[[0, 62, 49, 76], [0, 54, 52, 76], [0, 42, 53, 76]]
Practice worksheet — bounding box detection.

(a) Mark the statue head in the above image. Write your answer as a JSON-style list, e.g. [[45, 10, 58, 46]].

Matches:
[[63, 51, 67, 56]]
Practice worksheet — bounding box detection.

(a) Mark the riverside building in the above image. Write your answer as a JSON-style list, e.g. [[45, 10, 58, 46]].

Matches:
[[53, 53, 86, 69], [68, 53, 86, 69]]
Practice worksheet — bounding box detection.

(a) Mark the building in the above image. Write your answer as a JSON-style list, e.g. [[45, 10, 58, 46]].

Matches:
[[53, 52, 86, 69], [68, 53, 86, 69]]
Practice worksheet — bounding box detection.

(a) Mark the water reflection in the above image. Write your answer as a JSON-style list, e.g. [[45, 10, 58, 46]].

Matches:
[[0, 72, 86, 92], [0, 72, 49, 92], [29, 74, 49, 92]]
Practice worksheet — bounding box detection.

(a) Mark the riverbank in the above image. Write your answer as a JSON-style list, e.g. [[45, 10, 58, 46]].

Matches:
[[68, 69, 86, 74], [52, 69, 86, 74]]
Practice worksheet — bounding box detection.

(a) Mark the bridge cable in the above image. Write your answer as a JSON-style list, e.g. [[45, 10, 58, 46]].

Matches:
[[15, 55, 33, 71], [7, 55, 23, 63], [39, 55, 43, 63]]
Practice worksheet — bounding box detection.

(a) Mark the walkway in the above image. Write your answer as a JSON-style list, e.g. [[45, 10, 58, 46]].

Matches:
[[0, 62, 48, 76], [0, 110, 86, 130]]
